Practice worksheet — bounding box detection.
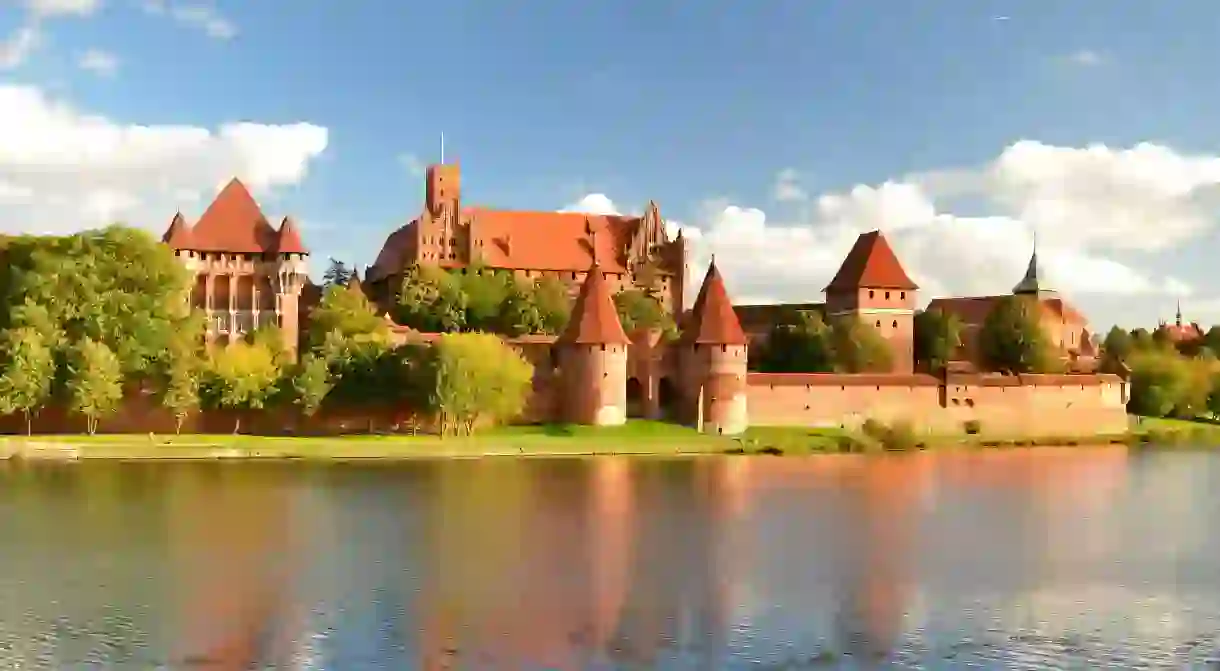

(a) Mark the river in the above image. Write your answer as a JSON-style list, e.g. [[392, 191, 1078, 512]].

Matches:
[[1, 447, 1219, 669]]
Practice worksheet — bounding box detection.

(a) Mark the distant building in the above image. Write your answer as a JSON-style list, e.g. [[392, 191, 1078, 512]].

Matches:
[[1156, 301, 1204, 346], [365, 162, 688, 316]]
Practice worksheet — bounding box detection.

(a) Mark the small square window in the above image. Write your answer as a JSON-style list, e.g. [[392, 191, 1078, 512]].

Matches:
[[885, 291, 890, 299]]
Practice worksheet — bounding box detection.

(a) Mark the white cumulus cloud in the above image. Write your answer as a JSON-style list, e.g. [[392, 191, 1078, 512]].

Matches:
[[0, 84, 329, 235], [76, 48, 118, 76], [139, 0, 237, 40], [565, 140, 1220, 326]]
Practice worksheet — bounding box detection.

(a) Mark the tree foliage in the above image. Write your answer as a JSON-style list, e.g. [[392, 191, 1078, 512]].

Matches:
[[756, 310, 835, 373], [913, 309, 961, 373], [416, 333, 534, 436], [828, 316, 894, 373], [395, 263, 468, 332], [614, 289, 676, 339], [202, 342, 282, 432], [0, 226, 195, 377], [978, 296, 1056, 374], [292, 354, 332, 417], [498, 278, 548, 337], [322, 258, 351, 288], [64, 338, 124, 435], [0, 328, 55, 435], [307, 282, 387, 350]]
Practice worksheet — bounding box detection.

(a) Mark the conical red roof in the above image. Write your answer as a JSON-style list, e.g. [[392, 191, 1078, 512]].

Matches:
[[189, 178, 278, 253], [558, 264, 630, 346], [274, 216, 308, 254], [681, 260, 747, 346], [824, 230, 917, 291], [161, 212, 193, 249]]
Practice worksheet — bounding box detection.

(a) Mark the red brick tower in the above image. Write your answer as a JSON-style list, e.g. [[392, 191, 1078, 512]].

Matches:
[[557, 263, 631, 425], [161, 178, 309, 357], [824, 231, 918, 373], [680, 260, 749, 435]]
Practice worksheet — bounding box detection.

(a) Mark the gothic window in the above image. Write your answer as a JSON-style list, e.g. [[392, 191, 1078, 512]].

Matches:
[[875, 320, 881, 328], [885, 291, 890, 299], [900, 291, 906, 299], [869, 290, 875, 298], [892, 320, 898, 329]]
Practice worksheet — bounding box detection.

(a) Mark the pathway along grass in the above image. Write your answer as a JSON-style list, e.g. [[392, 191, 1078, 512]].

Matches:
[[1, 417, 1195, 462]]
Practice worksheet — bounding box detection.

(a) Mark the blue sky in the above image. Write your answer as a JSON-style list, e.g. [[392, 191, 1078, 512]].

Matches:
[[2, 0, 1220, 328]]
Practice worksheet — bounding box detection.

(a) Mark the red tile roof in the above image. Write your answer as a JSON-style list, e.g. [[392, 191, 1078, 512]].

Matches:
[[558, 264, 630, 346], [186, 178, 278, 253], [682, 261, 748, 346], [1159, 322, 1204, 343], [160, 179, 307, 255], [273, 216, 308, 254], [927, 295, 1086, 326], [825, 230, 918, 292], [162, 212, 192, 248]]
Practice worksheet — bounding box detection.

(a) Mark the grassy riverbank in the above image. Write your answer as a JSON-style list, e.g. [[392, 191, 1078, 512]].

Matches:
[[0, 417, 1192, 462]]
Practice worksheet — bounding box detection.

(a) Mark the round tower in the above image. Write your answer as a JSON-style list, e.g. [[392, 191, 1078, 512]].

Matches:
[[680, 260, 749, 436], [556, 264, 631, 426]]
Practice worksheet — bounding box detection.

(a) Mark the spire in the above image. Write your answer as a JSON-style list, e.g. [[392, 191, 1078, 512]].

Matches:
[[824, 230, 918, 292], [1176, 299, 1183, 328], [161, 212, 193, 249], [273, 216, 308, 255], [1012, 235, 1054, 296], [681, 260, 748, 346], [558, 264, 630, 346]]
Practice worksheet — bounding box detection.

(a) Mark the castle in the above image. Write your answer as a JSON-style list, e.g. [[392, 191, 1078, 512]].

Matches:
[[160, 162, 1131, 437]]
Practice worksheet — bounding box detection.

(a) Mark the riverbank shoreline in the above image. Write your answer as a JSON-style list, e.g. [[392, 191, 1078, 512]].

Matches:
[[1, 417, 1215, 462]]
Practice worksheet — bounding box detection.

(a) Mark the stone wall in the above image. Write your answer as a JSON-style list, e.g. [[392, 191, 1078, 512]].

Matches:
[[745, 372, 1129, 436]]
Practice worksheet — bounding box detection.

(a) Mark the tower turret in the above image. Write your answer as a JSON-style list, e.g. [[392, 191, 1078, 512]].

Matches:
[[557, 263, 631, 426], [1012, 238, 1057, 299], [824, 230, 918, 373], [679, 259, 749, 435]]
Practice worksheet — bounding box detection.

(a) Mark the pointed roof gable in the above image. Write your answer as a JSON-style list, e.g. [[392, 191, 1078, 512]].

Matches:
[[188, 178, 278, 253], [558, 264, 630, 346], [1013, 248, 1053, 296], [161, 212, 193, 249], [824, 230, 918, 292], [681, 260, 748, 346], [274, 216, 308, 255]]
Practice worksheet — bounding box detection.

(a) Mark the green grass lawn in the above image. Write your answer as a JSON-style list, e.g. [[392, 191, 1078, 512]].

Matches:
[[5, 416, 1214, 462]]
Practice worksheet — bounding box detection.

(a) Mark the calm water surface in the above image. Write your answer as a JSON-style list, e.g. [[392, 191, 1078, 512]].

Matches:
[[2, 448, 1220, 670]]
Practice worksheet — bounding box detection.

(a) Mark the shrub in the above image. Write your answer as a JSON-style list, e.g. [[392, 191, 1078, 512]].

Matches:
[[860, 418, 920, 451]]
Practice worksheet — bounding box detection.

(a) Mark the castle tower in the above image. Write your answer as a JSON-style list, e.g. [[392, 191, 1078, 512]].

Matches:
[[824, 230, 918, 373], [161, 178, 309, 357], [680, 259, 749, 436], [556, 263, 631, 426]]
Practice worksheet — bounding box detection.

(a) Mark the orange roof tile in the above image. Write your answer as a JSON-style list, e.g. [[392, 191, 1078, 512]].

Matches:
[[682, 260, 748, 346], [825, 230, 918, 291], [162, 212, 193, 249], [928, 295, 1087, 326], [187, 178, 279, 253], [273, 216, 308, 254], [558, 264, 630, 346]]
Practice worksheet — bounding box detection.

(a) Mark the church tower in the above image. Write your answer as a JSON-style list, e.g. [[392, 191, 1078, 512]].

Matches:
[[679, 259, 749, 436], [824, 231, 918, 373], [1012, 239, 1057, 299], [556, 264, 631, 426]]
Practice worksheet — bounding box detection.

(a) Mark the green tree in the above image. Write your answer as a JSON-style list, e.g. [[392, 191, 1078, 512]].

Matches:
[[829, 316, 894, 373], [614, 289, 677, 339], [308, 282, 387, 350], [913, 308, 961, 373], [322, 258, 352, 288], [292, 354, 333, 418], [64, 338, 124, 435], [1130, 328, 1154, 351], [757, 310, 835, 373], [977, 296, 1055, 374], [1128, 351, 1191, 418], [533, 276, 571, 335], [458, 264, 512, 332], [1203, 326, 1220, 356], [395, 263, 468, 332], [416, 333, 534, 436], [498, 278, 547, 336], [161, 351, 200, 435], [203, 341, 281, 433], [0, 226, 195, 378], [1101, 326, 1132, 361], [0, 328, 55, 435]]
